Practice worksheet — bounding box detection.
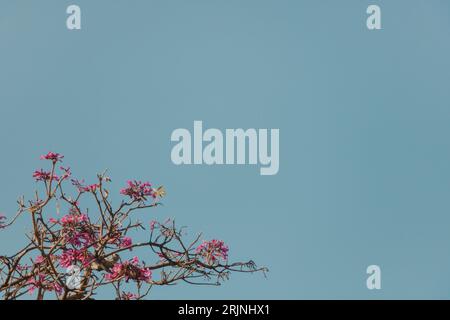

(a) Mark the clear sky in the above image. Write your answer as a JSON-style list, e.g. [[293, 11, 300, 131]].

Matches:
[[1, 0, 450, 299]]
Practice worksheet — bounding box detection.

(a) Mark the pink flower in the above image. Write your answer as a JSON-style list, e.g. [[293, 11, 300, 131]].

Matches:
[[40, 152, 64, 163], [196, 239, 229, 264], [139, 268, 152, 282], [59, 249, 93, 268], [66, 231, 95, 248], [27, 274, 45, 295], [16, 264, 30, 271], [83, 184, 98, 192], [52, 282, 63, 294], [34, 255, 45, 264], [105, 263, 124, 281], [59, 250, 76, 268], [119, 236, 133, 248], [60, 213, 88, 226], [77, 251, 94, 267], [49, 217, 58, 224], [59, 166, 71, 179], [129, 257, 152, 282], [120, 180, 155, 201], [33, 169, 58, 181], [149, 220, 157, 231], [121, 292, 138, 300], [131, 256, 139, 265], [105, 257, 151, 283], [27, 274, 62, 295]]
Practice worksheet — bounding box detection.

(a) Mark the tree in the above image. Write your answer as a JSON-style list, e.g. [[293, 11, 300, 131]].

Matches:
[[0, 152, 266, 300]]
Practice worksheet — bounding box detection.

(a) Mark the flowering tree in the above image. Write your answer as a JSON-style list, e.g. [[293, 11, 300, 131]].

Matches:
[[0, 152, 266, 300]]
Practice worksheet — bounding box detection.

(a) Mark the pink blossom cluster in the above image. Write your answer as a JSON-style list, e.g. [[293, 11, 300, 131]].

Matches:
[[66, 231, 95, 248], [33, 163, 71, 183], [196, 239, 229, 263], [56, 213, 97, 248], [40, 152, 64, 163], [99, 226, 132, 249], [33, 169, 58, 182], [149, 220, 157, 231], [82, 184, 98, 192], [59, 249, 94, 268], [121, 292, 138, 300], [105, 257, 151, 283], [120, 180, 155, 201], [34, 255, 45, 264], [119, 236, 133, 248], [59, 213, 89, 226], [27, 273, 62, 295]]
